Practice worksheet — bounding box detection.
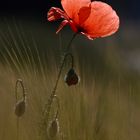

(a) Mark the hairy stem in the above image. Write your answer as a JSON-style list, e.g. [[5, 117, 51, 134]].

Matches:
[[43, 33, 77, 126]]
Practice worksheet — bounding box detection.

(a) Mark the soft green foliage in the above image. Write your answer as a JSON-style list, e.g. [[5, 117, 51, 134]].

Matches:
[[0, 19, 140, 140]]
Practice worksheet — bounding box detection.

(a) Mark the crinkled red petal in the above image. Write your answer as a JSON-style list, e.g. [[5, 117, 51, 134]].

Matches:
[[47, 7, 69, 21], [56, 20, 69, 34], [80, 1, 120, 38]]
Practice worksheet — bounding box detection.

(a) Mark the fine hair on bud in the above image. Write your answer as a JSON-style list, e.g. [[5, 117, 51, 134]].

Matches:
[[15, 99, 26, 117], [47, 118, 59, 139]]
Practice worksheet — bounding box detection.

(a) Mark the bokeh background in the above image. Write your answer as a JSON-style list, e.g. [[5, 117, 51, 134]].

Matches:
[[0, 0, 139, 74], [0, 0, 140, 140], [0, 0, 139, 19]]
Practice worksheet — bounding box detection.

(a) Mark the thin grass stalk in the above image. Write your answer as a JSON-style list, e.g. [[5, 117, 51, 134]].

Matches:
[[31, 36, 47, 81], [0, 31, 22, 72], [6, 20, 27, 68], [13, 20, 33, 70], [17, 24, 39, 75]]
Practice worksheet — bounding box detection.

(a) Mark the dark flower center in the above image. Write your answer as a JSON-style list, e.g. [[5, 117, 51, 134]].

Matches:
[[77, 26, 86, 33]]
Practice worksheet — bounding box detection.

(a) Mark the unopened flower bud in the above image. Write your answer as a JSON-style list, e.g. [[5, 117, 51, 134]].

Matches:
[[64, 68, 80, 86], [47, 119, 59, 138], [15, 99, 26, 117]]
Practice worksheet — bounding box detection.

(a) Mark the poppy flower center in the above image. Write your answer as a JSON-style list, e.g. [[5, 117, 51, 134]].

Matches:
[[76, 25, 86, 33]]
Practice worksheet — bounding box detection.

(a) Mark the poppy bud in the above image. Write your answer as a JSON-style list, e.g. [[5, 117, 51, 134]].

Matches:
[[47, 119, 59, 138], [15, 99, 26, 117], [64, 68, 80, 86]]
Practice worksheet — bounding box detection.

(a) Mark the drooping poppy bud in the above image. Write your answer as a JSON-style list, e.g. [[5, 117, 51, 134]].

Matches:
[[15, 99, 26, 117], [64, 68, 80, 86], [47, 119, 59, 138]]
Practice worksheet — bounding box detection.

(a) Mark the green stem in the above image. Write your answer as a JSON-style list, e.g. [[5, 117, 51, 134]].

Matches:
[[52, 33, 77, 95], [43, 33, 77, 125], [15, 79, 26, 102], [16, 117, 19, 140]]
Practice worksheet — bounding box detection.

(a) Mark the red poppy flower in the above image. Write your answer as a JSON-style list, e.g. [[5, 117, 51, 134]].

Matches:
[[47, 0, 120, 39]]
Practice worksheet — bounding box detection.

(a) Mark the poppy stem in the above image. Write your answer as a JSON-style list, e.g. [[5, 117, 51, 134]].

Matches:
[[43, 33, 77, 128], [15, 79, 26, 102], [64, 33, 77, 53], [63, 53, 74, 68], [16, 117, 19, 140]]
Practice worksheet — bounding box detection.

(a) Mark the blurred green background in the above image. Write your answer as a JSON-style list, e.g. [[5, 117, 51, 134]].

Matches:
[[0, 1, 140, 140]]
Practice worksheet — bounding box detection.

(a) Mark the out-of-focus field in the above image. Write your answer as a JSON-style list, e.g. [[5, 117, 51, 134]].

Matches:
[[0, 18, 140, 140]]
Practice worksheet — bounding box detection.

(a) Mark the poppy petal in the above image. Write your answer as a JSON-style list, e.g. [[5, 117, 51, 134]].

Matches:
[[61, 0, 90, 23], [56, 20, 69, 34], [81, 32, 95, 40], [47, 7, 68, 21], [81, 1, 120, 38], [56, 20, 78, 34], [78, 5, 91, 25]]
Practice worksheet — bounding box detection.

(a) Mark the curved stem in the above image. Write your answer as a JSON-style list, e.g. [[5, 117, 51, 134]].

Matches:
[[52, 53, 74, 94], [51, 33, 77, 96], [63, 53, 74, 68], [15, 79, 25, 140], [43, 33, 77, 124], [53, 95, 60, 119], [15, 79, 26, 102]]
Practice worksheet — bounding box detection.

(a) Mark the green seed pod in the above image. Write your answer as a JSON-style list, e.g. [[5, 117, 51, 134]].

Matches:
[[47, 119, 59, 138], [15, 99, 26, 117]]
